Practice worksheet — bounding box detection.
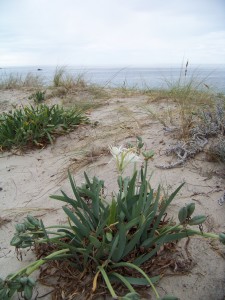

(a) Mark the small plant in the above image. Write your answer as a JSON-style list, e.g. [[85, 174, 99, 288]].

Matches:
[[1, 143, 224, 299], [0, 104, 88, 151], [52, 66, 85, 89], [28, 90, 46, 103]]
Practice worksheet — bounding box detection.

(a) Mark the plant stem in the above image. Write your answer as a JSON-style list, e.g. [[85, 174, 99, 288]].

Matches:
[[34, 234, 68, 244], [9, 248, 69, 280], [183, 228, 219, 239]]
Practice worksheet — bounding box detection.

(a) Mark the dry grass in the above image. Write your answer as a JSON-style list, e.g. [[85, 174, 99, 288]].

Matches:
[[0, 72, 43, 90]]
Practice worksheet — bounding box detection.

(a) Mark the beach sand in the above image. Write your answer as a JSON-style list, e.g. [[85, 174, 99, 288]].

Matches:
[[0, 88, 224, 299]]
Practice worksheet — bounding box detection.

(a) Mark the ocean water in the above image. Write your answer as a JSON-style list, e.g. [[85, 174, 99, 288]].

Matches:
[[0, 65, 225, 92]]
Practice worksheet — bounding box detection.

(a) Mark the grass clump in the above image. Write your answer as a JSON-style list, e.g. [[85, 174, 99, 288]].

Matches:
[[0, 104, 88, 151], [1, 143, 224, 299], [28, 90, 46, 104], [144, 62, 214, 138], [53, 66, 86, 90], [0, 73, 43, 90], [164, 62, 214, 137], [52, 67, 110, 102]]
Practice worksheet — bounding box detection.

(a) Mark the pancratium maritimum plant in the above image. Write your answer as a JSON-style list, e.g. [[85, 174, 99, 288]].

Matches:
[[1, 138, 225, 300], [109, 145, 141, 174]]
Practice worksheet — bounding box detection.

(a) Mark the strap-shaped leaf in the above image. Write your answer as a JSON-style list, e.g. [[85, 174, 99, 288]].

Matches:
[[51, 174, 97, 228], [149, 230, 196, 247], [111, 262, 160, 298], [107, 198, 117, 226], [59, 190, 95, 231], [56, 229, 82, 247], [133, 243, 162, 266], [124, 216, 142, 232], [84, 171, 92, 187], [109, 272, 135, 293], [122, 176, 130, 198], [120, 200, 132, 221], [68, 171, 83, 205], [62, 206, 90, 238], [108, 235, 119, 260], [95, 206, 110, 237], [143, 185, 161, 239], [89, 235, 102, 248], [140, 211, 155, 243], [144, 188, 154, 212], [121, 275, 160, 286], [122, 216, 146, 258], [40, 220, 49, 242], [127, 171, 138, 199], [137, 178, 147, 211], [112, 223, 127, 262], [150, 183, 184, 238], [126, 195, 140, 213], [98, 266, 117, 299]]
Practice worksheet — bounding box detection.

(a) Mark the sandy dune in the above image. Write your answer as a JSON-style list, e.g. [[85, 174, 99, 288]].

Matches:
[[0, 89, 224, 299]]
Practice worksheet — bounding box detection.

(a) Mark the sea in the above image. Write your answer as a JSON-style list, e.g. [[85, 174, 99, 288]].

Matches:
[[0, 64, 225, 93]]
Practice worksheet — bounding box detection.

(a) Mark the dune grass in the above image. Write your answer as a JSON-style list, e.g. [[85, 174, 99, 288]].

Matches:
[[144, 63, 215, 136], [0, 73, 43, 90]]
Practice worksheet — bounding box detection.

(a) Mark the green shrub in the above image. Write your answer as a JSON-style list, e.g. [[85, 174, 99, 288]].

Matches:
[[1, 150, 223, 299], [28, 90, 46, 103], [0, 104, 88, 151]]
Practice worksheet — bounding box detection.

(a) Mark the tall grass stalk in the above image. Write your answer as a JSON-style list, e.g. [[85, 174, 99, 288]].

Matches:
[[162, 62, 215, 137], [53, 66, 86, 89]]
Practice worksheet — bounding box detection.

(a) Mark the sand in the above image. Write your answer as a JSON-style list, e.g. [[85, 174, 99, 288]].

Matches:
[[0, 89, 224, 299]]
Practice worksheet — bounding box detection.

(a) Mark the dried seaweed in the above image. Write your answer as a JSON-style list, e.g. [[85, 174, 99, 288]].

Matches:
[[156, 99, 225, 169], [33, 239, 193, 300]]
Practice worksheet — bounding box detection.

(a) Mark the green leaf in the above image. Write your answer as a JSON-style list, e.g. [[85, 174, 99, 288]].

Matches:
[[112, 223, 127, 262], [120, 292, 140, 300], [62, 206, 90, 238], [10, 236, 22, 247], [122, 217, 147, 258], [178, 206, 187, 224], [133, 243, 161, 266], [89, 236, 102, 248], [24, 284, 33, 300], [127, 171, 138, 199], [107, 198, 117, 226], [219, 233, 225, 244], [112, 262, 160, 299], [110, 272, 136, 293], [98, 266, 117, 299], [122, 275, 160, 286], [108, 235, 119, 260], [150, 183, 184, 238], [189, 215, 206, 225], [40, 220, 49, 242], [186, 203, 195, 218], [125, 216, 141, 231]]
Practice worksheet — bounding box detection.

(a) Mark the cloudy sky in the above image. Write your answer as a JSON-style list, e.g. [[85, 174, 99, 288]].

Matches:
[[0, 0, 225, 66]]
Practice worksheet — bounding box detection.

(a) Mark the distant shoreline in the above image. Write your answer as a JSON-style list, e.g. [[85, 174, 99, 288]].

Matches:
[[0, 65, 225, 92]]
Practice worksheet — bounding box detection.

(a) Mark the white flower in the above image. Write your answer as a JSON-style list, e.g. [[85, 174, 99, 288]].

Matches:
[[109, 145, 141, 174], [109, 145, 123, 157]]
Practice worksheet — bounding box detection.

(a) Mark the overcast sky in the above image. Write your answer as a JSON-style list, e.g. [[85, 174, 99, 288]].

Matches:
[[0, 0, 225, 67]]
